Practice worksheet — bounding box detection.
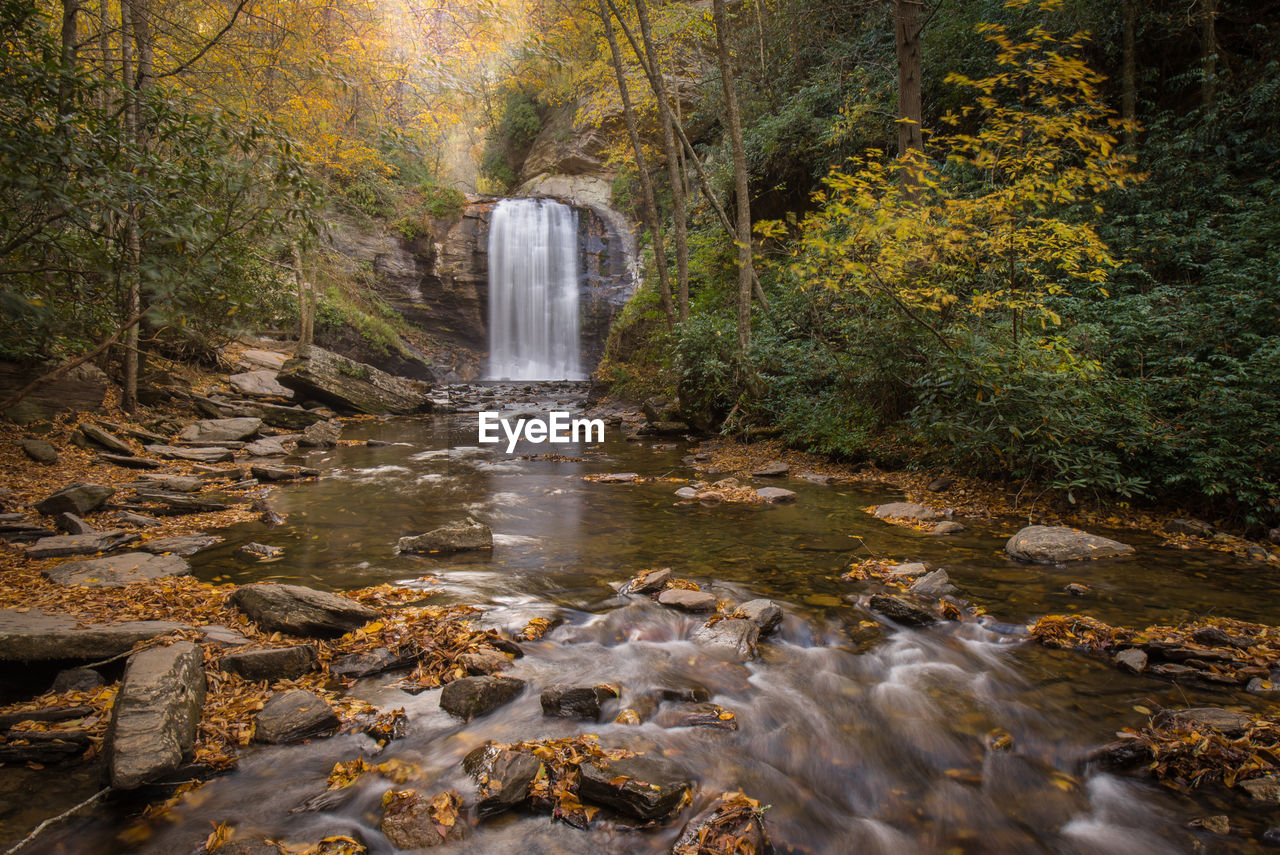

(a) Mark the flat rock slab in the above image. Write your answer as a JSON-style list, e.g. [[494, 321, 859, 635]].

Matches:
[[540, 684, 618, 720], [756, 487, 797, 503], [277, 345, 428, 415], [250, 465, 314, 482], [657, 588, 717, 612], [253, 689, 339, 743], [252, 403, 328, 430], [398, 518, 493, 553], [440, 675, 525, 720], [751, 461, 789, 477], [220, 644, 319, 681], [136, 474, 203, 493], [79, 423, 133, 454], [106, 641, 205, 789], [244, 438, 287, 458], [1006, 525, 1134, 564], [0, 609, 189, 661], [178, 417, 262, 443], [577, 756, 691, 821], [145, 445, 235, 464], [692, 619, 760, 660], [596, 473, 639, 483], [34, 483, 115, 516], [131, 490, 231, 515], [229, 371, 294, 399], [99, 453, 162, 470], [230, 583, 379, 637], [874, 502, 941, 522], [43, 552, 190, 587], [622, 567, 672, 595], [237, 349, 290, 371], [26, 530, 140, 558]]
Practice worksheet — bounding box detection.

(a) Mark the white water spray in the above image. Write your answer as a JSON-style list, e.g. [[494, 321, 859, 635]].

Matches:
[[487, 198, 582, 380]]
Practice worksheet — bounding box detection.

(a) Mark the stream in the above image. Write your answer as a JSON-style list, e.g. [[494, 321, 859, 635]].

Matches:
[[24, 385, 1280, 854]]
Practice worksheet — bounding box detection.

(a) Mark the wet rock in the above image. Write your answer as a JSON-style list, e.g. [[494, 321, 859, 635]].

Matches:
[[732, 599, 782, 634], [140, 533, 223, 556], [751, 461, 789, 477], [250, 465, 317, 482], [0, 731, 92, 763], [674, 487, 699, 500], [674, 794, 768, 854], [799, 472, 832, 485], [868, 594, 938, 627], [886, 562, 929, 578], [909, 569, 957, 599], [178, 417, 262, 443], [596, 472, 640, 483], [540, 684, 618, 720], [229, 370, 293, 399], [43, 552, 190, 587], [698, 491, 724, 505], [756, 487, 797, 503], [467, 747, 542, 818], [931, 521, 966, 535], [1064, 583, 1090, 596], [54, 513, 96, 535], [380, 789, 464, 848], [220, 645, 319, 681], [252, 402, 329, 430], [298, 419, 342, 448], [330, 647, 415, 679], [244, 437, 288, 457], [241, 542, 283, 559], [1238, 776, 1280, 804], [230, 583, 379, 637], [277, 345, 428, 415], [1114, 649, 1148, 674], [0, 609, 188, 661], [34, 483, 115, 516], [577, 756, 691, 821], [692, 619, 759, 660], [1247, 678, 1280, 698], [398, 518, 493, 554], [439, 675, 525, 720], [457, 648, 512, 675], [657, 702, 739, 731], [1264, 827, 1280, 847], [144, 444, 235, 464], [657, 588, 717, 612], [622, 567, 672, 595], [253, 689, 339, 743], [1167, 707, 1251, 736], [51, 667, 105, 693], [1005, 525, 1134, 564], [78, 423, 132, 454], [874, 502, 941, 522], [106, 641, 205, 788], [211, 840, 281, 855], [26, 530, 140, 558], [983, 751, 1088, 830], [21, 438, 58, 464]]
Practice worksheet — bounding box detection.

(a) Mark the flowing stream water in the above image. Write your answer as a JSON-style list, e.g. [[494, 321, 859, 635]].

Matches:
[[19, 385, 1280, 854], [487, 199, 582, 381]]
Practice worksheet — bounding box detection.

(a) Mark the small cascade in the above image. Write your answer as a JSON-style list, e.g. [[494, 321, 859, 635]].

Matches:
[[487, 197, 582, 380]]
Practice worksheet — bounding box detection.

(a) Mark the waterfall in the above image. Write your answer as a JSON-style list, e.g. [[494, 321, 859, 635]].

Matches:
[[487, 198, 582, 381]]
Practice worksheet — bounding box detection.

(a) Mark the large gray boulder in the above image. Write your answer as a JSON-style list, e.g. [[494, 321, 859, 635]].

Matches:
[[397, 518, 493, 554], [106, 641, 205, 789], [219, 644, 319, 681], [144, 445, 235, 464], [1006, 525, 1134, 564], [276, 345, 428, 415], [34, 483, 115, 516], [252, 689, 339, 743], [577, 756, 691, 821], [0, 362, 108, 424], [229, 583, 379, 637], [692, 619, 760, 660], [178, 417, 262, 443], [874, 502, 941, 522], [0, 609, 188, 661], [43, 552, 190, 587], [229, 370, 293, 399], [439, 675, 525, 720]]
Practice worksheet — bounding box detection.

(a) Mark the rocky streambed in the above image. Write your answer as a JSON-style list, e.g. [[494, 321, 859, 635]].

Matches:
[[2, 371, 1280, 854]]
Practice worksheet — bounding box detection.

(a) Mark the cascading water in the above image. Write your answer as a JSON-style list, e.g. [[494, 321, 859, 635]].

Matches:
[[487, 197, 583, 380]]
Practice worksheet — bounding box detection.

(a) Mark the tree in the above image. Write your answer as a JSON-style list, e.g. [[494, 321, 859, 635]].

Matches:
[[894, 0, 922, 158]]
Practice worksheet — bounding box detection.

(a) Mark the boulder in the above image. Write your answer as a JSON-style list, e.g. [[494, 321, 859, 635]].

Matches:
[[931, 521, 966, 535], [244, 437, 287, 457], [398, 518, 493, 553], [276, 345, 428, 415], [54, 513, 96, 535], [144, 444, 235, 464], [381, 790, 465, 848], [439, 675, 525, 720], [1006, 525, 1134, 564], [229, 370, 293, 399], [751, 461, 789, 477], [692, 619, 760, 660], [756, 487, 797, 503], [20, 438, 58, 464], [868, 594, 938, 627], [909, 569, 957, 598], [43, 552, 190, 587], [927, 477, 955, 492], [1114, 649, 1148, 674], [1238, 776, 1280, 804], [540, 684, 618, 719], [252, 403, 329, 430], [34, 483, 115, 516], [140, 533, 223, 556], [886, 562, 929, 578], [873, 502, 941, 522], [106, 641, 205, 789], [466, 747, 543, 818], [674, 794, 769, 854], [25, 529, 140, 558], [674, 487, 699, 500], [220, 645, 319, 681], [250, 465, 315, 481], [657, 588, 717, 612], [0, 362, 108, 424], [51, 667, 105, 693], [0, 609, 188, 661], [178, 417, 262, 443], [732, 599, 783, 634], [329, 647, 415, 679], [577, 756, 691, 821], [252, 689, 339, 743], [78, 423, 132, 454], [642, 396, 681, 423], [241, 542, 283, 559], [457, 648, 512, 675], [622, 567, 673, 595], [230, 583, 379, 637], [297, 419, 342, 448], [656, 702, 739, 731]]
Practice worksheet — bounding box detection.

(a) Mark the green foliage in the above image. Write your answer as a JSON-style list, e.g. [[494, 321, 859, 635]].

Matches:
[[478, 90, 543, 192]]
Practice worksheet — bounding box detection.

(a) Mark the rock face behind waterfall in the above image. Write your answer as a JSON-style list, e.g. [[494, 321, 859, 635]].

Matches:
[[276, 345, 428, 415]]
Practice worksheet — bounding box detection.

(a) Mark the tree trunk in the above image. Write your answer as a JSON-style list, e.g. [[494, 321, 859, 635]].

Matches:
[[1121, 0, 1136, 146], [1200, 0, 1217, 108], [894, 0, 923, 158], [58, 0, 79, 118], [598, 0, 675, 328], [711, 0, 754, 365], [121, 0, 139, 412], [294, 244, 314, 347], [634, 0, 689, 323]]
